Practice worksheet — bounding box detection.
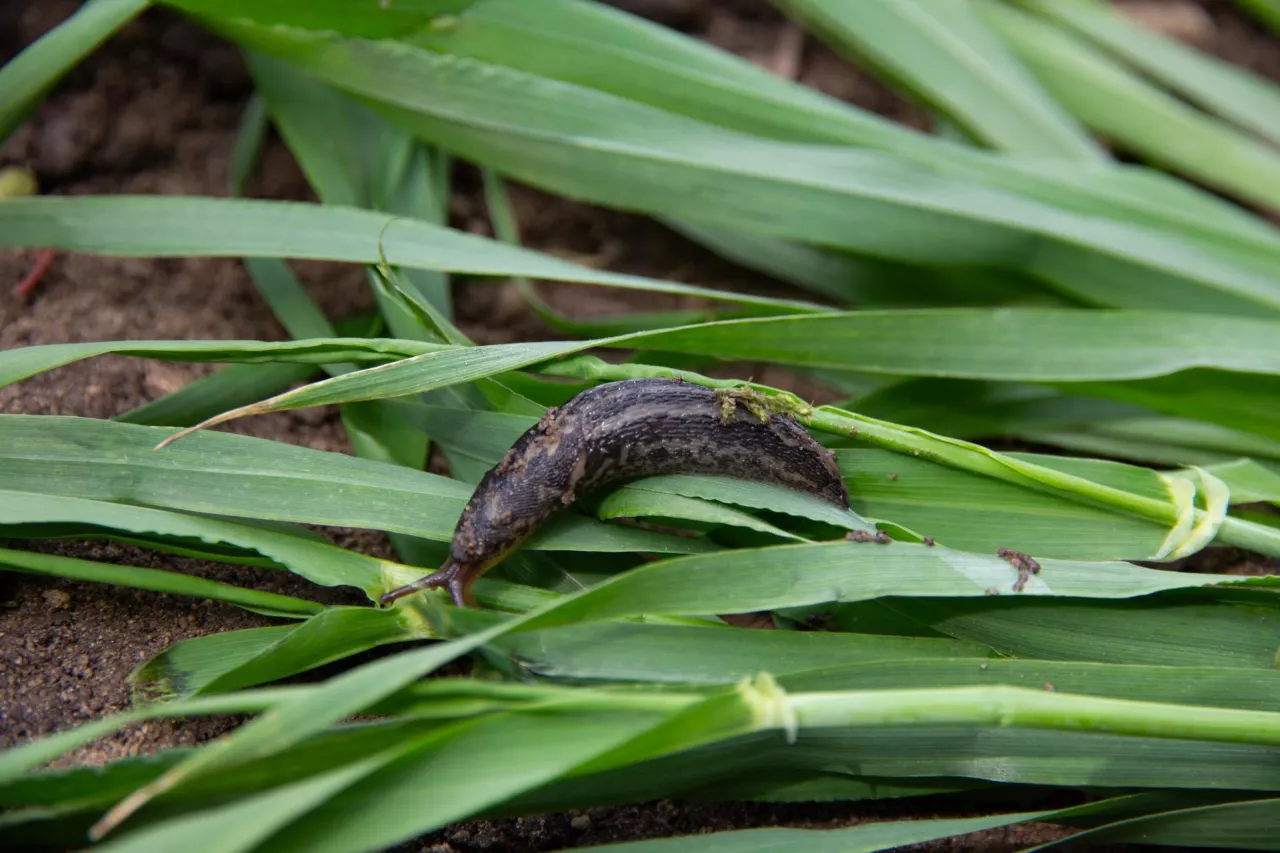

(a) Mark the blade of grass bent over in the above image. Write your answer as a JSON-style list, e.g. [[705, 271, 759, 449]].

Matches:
[[835, 448, 1168, 559]]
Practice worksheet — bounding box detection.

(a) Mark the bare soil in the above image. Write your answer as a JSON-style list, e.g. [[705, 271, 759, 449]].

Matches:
[[1, 2, 1275, 851]]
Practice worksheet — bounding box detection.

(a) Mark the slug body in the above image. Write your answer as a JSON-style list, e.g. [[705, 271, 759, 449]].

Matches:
[[380, 378, 849, 607]]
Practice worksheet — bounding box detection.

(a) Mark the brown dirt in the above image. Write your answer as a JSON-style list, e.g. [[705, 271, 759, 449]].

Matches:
[[0, 1, 1273, 851], [416, 797, 1081, 853]]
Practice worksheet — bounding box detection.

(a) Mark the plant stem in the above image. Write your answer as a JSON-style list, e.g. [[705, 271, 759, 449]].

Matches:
[[790, 685, 1280, 746]]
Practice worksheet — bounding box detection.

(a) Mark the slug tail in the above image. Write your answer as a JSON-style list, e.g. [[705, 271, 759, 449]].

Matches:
[[378, 559, 480, 608]]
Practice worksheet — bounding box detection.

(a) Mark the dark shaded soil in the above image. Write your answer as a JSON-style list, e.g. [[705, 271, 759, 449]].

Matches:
[[1, 2, 1276, 851], [418, 794, 1084, 853]]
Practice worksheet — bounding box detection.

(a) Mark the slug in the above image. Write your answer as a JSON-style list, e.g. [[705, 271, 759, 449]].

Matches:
[[379, 378, 849, 607]]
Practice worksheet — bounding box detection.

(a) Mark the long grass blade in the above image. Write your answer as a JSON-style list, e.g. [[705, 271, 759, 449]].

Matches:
[[16, 311, 1280, 447], [977, 0, 1280, 210], [0, 196, 823, 315], [665, 220, 1044, 308], [781, 659, 1280, 710], [561, 811, 1066, 853], [1040, 796, 1280, 850], [0, 489, 394, 594], [0, 546, 323, 618], [483, 621, 992, 686], [0, 690, 300, 783], [93, 757, 395, 853], [774, 0, 1104, 160], [621, 310, 1280, 381], [883, 597, 1280, 668], [34, 308, 1274, 432], [1017, 0, 1280, 145], [548, 811, 1057, 853], [0, 336, 435, 390]]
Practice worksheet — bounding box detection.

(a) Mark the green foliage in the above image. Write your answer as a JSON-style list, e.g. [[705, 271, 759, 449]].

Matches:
[[3, 1, 1280, 851]]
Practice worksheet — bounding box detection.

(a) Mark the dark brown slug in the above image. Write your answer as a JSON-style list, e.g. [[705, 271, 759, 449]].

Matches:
[[379, 378, 849, 607]]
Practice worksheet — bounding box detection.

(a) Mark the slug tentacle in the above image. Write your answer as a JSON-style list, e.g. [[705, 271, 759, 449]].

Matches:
[[381, 378, 849, 608], [379, 559, 482, 608]]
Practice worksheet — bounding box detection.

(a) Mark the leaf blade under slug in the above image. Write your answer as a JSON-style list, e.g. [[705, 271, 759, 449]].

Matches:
[[0, 415, 716, 559]]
